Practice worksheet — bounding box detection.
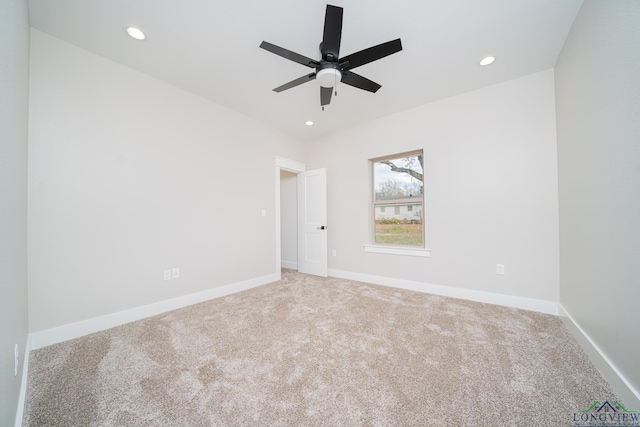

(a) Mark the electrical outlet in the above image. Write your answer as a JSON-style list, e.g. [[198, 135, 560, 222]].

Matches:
[[14, 344, 19, 376], [332, 250, 337, 257], [172, 267, 180, 279], [496, 264, 505, 275], [163, 269, 172, 280]]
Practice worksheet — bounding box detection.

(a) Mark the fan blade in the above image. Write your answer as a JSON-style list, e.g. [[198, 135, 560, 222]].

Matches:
[[339, 39, 402, 70], [260, 41, 319, 68], [321, 86, 333, 106], [321, 5, 343, 61], [341, 71, 381, 93], [273, 73, 316, 92]]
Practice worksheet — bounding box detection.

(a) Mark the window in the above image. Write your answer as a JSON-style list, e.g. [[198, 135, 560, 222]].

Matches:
[[370, 150, 424, 249]]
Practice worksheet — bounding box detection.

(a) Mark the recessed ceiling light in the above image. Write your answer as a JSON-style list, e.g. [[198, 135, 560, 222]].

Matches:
[[305, 121, 314, 126], [479, 56, 496, 66], [125, 26, 146, 41]]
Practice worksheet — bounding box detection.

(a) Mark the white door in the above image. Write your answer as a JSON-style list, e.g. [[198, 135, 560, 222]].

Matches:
[[297, 168, 327, 277]]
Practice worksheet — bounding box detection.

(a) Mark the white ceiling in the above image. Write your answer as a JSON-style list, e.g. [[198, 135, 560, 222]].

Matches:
[[27, 0, 583, 141]]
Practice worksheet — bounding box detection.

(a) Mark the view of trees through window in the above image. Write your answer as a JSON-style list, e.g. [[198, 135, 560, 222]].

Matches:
[[372, 151, 424, 246]]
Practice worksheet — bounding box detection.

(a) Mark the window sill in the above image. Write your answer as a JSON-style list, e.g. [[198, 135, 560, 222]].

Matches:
[[363, 245, 431, 257]]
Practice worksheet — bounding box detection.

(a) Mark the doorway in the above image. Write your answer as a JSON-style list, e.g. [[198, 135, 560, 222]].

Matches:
[[275, 156, 327, 278], [275, 156, 306, 280], [280, 169, 298, 270]]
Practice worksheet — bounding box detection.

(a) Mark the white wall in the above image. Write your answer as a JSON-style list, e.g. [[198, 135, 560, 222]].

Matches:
[[0, 0, 30, 423], [306, 70, 560, 303], [555, 0, 640, 401], [28, 30, 304, 333], [280, 170, 298, 269]]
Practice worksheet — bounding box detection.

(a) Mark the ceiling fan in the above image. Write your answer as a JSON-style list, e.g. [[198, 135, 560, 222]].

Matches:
[[259, 4, 402, 109]]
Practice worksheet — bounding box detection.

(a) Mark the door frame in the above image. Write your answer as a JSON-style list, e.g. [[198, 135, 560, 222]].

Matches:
[[275, 156, 306, 281]]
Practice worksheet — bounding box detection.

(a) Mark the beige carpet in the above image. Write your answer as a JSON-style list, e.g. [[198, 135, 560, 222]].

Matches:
[[24, 270, 621, 426]]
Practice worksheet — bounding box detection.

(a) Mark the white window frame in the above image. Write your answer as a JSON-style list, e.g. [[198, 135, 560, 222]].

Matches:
[[364, 150, 431, 257]]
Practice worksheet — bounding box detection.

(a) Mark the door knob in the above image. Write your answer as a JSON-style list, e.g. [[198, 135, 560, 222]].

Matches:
[[317, 226, 326, 230]]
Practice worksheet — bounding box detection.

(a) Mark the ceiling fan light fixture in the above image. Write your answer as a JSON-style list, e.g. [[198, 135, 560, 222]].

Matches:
[[479, 55, 496, 66], [125, 26, 146, 41], [316, 68, 342, 88]]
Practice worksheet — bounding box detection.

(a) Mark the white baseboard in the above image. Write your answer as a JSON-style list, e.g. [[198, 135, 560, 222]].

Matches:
[[14, 335, 31, 427], [558, 304, 640, 406], [281, 260, 297, 270], [30, 273, 279, 350], [328, 268, 558, 315]]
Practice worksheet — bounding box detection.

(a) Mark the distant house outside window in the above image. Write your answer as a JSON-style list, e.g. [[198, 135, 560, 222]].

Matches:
[[370, 150, 424, 247]]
